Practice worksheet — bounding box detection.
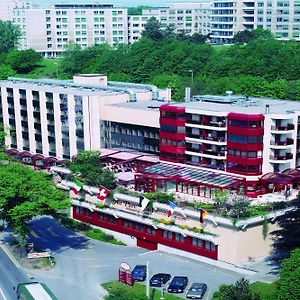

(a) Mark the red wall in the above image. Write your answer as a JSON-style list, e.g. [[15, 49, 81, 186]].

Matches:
[[73, 207, 218, 260]]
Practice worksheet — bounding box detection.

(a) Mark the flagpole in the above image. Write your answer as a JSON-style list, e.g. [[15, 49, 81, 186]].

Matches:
[[146, 261, 150, 298]]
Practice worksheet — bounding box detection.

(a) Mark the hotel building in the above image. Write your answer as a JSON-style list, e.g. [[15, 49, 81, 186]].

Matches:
[[1, 75, 300, 199], [0, 75, 170, 159]]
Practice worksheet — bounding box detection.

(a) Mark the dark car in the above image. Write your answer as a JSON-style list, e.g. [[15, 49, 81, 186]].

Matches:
[[149, 273, 171, 287], [167, 276, 188, 293], [132, 265, 147, 281], [186, 282, 207, 299]]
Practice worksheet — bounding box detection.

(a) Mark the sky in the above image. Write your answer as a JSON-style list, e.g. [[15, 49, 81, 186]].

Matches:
[[34, 0, 207, 8]]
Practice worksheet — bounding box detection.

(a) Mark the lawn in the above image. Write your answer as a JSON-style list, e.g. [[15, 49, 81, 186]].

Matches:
[[15, 58, 64, 79], [102, 281, 183, 300], [250, 281, 277, 300]]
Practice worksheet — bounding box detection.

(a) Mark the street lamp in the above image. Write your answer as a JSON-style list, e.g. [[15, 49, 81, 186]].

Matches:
[[188, 69, 194, 87], [54, 62, 59, 78]]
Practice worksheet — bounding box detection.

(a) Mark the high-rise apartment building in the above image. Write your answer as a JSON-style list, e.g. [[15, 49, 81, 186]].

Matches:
[[10, 2, 128, 57], [211, 0, 300, 44]]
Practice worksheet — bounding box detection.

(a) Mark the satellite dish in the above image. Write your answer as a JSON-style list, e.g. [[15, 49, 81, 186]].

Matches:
[[120, 262, 131, 271]]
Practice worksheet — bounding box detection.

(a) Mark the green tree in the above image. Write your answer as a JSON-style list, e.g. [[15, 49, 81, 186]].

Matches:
[[141, 17, 163, 41], [271, 197, 300, 262], [215, 278, 260, 300], [230, 195, 251, 219], [232, 30, 255, 44], [0, 64, 16, 79], [69, 151, 116, 190], [6, 49, 42, 73], [276, 248, 300, 300], [0, 20, 21, 52], [0, 162, 69, 235], [128, 6, 151, 15], [150, 73, 184, 101], [212, 189, 229, 207]]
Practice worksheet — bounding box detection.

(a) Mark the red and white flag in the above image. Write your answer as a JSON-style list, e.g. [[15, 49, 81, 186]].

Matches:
[[97, 185, 110, 201]]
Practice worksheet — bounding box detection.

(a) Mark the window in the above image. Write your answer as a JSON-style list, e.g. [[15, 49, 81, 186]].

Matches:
[[135, 223, 144, 231], [163, 230, 173, 240], [75, 206, 84, 214], [175, 233, 184, 243], [123, 219, 133, 228], [192, 238, 202, 247], [146, 226, 156, 235], [98, 213, 105, 220], [205, 241, 216, 251]]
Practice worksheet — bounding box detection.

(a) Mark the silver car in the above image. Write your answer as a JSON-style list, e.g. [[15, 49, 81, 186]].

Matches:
[[186, 282, 207, 299]]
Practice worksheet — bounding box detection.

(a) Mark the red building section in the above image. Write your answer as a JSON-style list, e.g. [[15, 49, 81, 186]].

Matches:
[[226, 113, 265, 197], [159, 105, 186, 163], [73, 206, 218, 260]]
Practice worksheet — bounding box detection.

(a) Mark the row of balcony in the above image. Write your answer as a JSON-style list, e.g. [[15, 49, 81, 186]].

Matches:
[[270, 153, 293, 161], [186, 120, 226, 127], [186, 134, 226, 142], [270, 138, 294, 146], [271, 124, 295, 131]]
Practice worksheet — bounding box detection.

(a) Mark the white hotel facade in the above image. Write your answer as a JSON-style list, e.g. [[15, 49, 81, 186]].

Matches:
[[0, 75, 170, 159]]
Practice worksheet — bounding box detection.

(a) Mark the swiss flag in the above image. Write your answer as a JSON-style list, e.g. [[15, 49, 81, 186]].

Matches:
[[97, 185, 110, 201]]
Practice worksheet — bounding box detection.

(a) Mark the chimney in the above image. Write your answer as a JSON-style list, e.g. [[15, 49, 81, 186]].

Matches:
[[185, 87, 191, 102]]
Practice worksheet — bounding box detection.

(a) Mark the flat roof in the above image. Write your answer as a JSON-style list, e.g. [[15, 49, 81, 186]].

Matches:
[[144, 163, 244, 188], [112, 100, 165, 111], [174, 95, 300, 115], [0, 78, 149, 95]]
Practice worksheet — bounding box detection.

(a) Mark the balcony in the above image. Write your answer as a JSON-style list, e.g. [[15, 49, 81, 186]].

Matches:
[[269, 153, 293, 161], [271, 124, 295, 132], [270, 138, 294, 147]]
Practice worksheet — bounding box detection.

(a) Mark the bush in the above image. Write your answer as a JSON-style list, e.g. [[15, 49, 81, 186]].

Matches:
[[143, 191, 174, 204], [193, 202, 214, 212], [85, 229, 126, 245]]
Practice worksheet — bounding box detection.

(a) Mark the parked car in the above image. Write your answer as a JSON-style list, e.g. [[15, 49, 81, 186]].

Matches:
[[132, 265, 147, 281], [149, 273, 171, 287], [167, 276, 188, 293], [186, 282, 207, 299]]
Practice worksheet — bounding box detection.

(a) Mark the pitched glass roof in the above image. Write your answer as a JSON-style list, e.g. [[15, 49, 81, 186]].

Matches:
[[144, 163, 244, 188]]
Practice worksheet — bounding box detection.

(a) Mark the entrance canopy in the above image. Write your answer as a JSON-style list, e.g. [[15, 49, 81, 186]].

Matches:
[[259, 172, 294, 185]]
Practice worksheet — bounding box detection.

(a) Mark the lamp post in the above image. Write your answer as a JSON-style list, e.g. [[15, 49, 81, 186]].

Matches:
[[189, 69, 194, 87], [54, 62, 59, 78]]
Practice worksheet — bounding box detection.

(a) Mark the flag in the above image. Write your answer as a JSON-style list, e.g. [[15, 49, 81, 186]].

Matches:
[[97, 185, 110, 201], [72, 180, 83, 195], [167, 201, 177, 217], [200, 209, 207, 224], [139, 195, 150, 212]]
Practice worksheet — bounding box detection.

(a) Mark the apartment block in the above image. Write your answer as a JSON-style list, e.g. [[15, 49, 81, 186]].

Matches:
[[211, 0, 300, 44], [11, 2, 128, 57]]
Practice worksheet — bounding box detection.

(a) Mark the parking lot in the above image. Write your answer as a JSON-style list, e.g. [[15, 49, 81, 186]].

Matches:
[[12, 216, 272, 299]]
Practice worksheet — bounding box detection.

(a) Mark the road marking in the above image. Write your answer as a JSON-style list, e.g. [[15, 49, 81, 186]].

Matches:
[[138, 250, 159, 256], [30, 230, 40, 238], [47, 227, 58, 237], [0, 244, 21, 269], [0, 287, 8, 300]]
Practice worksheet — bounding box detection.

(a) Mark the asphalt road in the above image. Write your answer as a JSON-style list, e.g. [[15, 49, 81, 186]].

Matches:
[[0, 244, 29, 300], [22, 216, 244, 300]]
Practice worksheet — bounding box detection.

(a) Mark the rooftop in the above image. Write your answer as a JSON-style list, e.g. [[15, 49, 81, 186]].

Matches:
[[0, 77, 151, 96], [176, 95, 300, 115]]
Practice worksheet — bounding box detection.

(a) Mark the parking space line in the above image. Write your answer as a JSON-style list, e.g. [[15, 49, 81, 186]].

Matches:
[[29, 230, 39, 238], [0, 287, 8, 300], [138, 250, 159, 256], [47, 227, 58, 237]]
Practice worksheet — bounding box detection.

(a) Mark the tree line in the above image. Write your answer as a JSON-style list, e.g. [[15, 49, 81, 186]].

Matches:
[[2, 19, 300, 101]]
